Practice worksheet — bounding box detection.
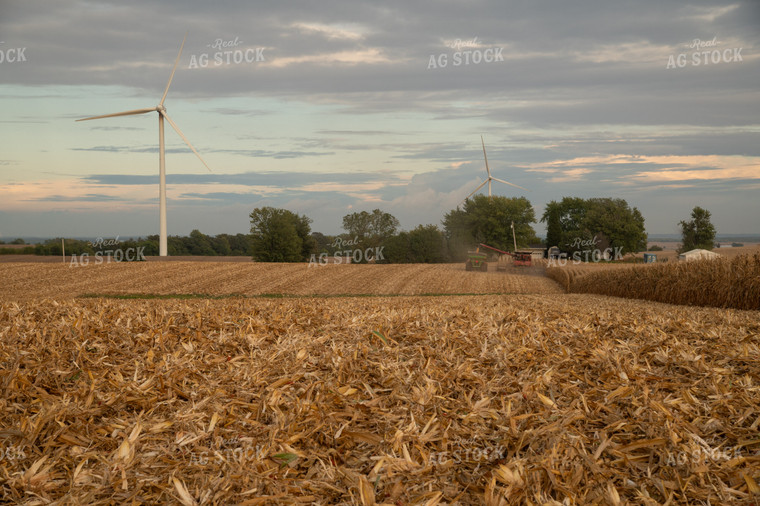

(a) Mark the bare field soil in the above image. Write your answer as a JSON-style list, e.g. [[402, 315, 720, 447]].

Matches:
[[145, 256, 254, 263], [0, 262, 562, 300], [1, 295, 758, 504]]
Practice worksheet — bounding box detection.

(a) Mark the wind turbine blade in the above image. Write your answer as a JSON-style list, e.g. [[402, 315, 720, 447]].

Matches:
[[462, 179, 488, 203], [160, 111, 212, 172], [160, 32, 187, 106], [492, 177, 529, 191], [76, 107, 156, 121], [481, 135, 491, 177]]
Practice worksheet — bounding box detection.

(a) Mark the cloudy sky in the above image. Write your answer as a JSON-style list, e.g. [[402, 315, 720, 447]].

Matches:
[[1, 0, 758, 239]]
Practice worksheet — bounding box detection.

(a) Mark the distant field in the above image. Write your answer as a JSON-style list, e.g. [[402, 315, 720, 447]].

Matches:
[[0, 262, 561, 299], [645, 243, 760, 261]]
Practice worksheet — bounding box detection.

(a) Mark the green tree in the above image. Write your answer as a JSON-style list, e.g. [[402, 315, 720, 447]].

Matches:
[[211, 234, 232, 256], [407, 225, 448, 263], [540, 197, 646, 256], [341, 209, 399, 262], [543, 201, 563, 249], [443, 195, 537, 261], [383, 225, 448, 263], [249, 207, 314, 262], [143, 235, 160, 256], [187, 229, 216, 256], [167, 235, 190, 256], [584, 198, 647, 254], [223, 233, 252, 256], [539, 197, 590, 253], [382, 232, 409, 263], [35, 238, 94, 256], [311, 232, 336, 254], [678, 206, 716, 253], [294, 215, 317, 260]]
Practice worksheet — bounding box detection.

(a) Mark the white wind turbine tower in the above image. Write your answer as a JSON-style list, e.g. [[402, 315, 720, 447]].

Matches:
[[76, 34, 211, 257], [462, 136, 528, 204]]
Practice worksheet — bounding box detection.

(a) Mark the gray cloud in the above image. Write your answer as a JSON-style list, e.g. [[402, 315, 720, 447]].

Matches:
[[1, 0, 758, 237], [81, 170, 400, 187]]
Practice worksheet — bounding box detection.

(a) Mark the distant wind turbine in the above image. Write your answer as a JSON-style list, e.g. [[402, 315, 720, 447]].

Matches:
[[76, 34, 211, 257], [462, 136, 527, 204]]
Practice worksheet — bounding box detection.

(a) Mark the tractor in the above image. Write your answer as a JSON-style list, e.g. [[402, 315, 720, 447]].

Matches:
[[465, 249, 489, 271]]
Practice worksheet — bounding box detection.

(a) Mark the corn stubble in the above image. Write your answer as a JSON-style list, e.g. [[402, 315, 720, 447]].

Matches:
[[1, 294, 759, 504], [547, 254, 760, 310], [0, 262, 561, 299]]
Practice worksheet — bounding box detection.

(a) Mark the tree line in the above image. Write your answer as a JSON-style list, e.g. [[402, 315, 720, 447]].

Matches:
[[249, 195, 652, 263], [18, 198, 716, 262], [29, 232, 251, 257]]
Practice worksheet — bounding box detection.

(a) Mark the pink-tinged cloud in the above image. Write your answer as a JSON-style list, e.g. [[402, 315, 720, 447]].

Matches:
[[628, 155, 760, 181], [523, 154, 760, 183], [291, 22, 368, 41], [546, 168, 594, 183], [263, 48, 395, 68]]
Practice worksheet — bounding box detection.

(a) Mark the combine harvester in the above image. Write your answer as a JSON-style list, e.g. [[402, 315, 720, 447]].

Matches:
[[465, 243, 532, 272]]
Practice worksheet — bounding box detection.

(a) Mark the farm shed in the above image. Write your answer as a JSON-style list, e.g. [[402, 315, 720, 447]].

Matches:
[[678, 248, 720, 261], [525, 247, 546, 262]]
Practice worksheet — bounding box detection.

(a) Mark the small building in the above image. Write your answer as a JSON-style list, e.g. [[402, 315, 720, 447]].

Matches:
[[525, 247, 547, 262], [678, 248, 720, 262]]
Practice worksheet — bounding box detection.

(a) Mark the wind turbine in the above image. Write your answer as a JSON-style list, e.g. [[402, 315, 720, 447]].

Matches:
[[461, 136, 527, 204], [76, 34, 211, 257]]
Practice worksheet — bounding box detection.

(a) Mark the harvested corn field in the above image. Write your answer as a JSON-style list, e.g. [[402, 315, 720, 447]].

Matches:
[[0, 262, 561, 300], [549, 254, 760, 310], [1, 294, 759, 504]]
